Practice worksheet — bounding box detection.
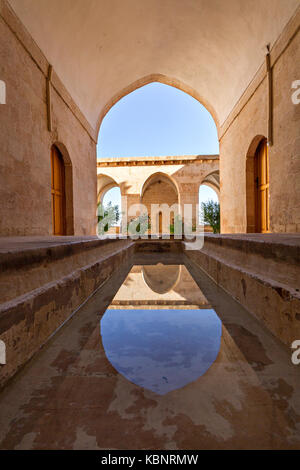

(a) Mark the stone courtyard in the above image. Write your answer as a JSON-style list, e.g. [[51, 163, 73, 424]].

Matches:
[[0, 0, 300, 451]]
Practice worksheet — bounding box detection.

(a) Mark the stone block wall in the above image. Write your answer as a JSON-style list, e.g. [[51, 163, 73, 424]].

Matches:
[[219, 12, 300, 233], [0, 2, 97, 236], [1, 0, 299, 236], [0, 238, 134, 388]]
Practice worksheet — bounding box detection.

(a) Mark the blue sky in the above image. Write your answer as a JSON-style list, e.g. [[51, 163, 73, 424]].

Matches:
[[99, 82, 219, 209], [97, 82, 219, 158]]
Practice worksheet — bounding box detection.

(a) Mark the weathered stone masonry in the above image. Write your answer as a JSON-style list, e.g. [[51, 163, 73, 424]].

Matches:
[[0, 0, 97, 236]]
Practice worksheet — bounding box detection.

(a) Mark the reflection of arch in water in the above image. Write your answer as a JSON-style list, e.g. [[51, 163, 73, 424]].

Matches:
[[142, 264, 181, 294]]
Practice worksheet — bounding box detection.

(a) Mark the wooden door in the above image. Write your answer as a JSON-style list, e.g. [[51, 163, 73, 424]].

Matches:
[[159, 212, 162, 233], [51, 146, 66, 235], [255, 139, 270, 233]]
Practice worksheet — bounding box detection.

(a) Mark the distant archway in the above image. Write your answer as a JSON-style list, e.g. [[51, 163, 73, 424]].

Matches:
[[141, 172, 179, 233], [201, 170, 220, 197], [97, 174, 119, 204]]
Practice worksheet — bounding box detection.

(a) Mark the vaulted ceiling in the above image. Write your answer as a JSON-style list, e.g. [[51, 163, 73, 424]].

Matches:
[[9, 0, 300, 131]]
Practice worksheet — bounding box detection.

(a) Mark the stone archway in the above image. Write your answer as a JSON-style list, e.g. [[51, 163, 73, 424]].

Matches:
[[246, 135, 267, 233], [51, 142, 74, 236], [141, 172, 179, 234], [96, 74, 219, 135], [97, 174, 119, 204], [201, 170, 220, 198], [97, 174, 121, 234]]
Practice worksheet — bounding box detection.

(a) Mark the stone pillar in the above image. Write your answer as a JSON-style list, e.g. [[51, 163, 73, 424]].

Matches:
[[179, 183, 199, 230], [120, 192, 141, 233]]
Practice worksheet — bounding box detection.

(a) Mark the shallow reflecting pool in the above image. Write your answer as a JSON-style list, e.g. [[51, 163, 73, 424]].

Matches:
[[100, 264, 222, 395], [1, 255, 300, 450]]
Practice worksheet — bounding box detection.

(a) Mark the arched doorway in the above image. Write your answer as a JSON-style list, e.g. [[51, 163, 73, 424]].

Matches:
[[51, 145, 66, 235], [141, 172, 179, 234], [254, 139, 270, 233], [246, 136, 270, 233], [50, 144, 74, 236]]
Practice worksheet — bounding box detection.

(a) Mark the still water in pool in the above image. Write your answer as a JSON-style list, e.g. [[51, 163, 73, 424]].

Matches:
[[100, 264, 222, 395], [101, 307, 222, 395]]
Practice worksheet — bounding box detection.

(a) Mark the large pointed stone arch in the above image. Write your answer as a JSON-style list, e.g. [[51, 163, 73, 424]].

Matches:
[[96, 74, 219, 136]]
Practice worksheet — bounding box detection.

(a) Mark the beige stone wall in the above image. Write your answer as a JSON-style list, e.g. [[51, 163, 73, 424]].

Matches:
[[0, 238, 134, 388], [2, 0, 298, 236], [220, 26, 300, 233], [7, 0, 299, 132], [0, 10, 97, 236], [271, 30, 300, 232]]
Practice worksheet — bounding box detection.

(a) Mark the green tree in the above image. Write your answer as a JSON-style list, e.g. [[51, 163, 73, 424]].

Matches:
[[97, 201, 120, 234], [201, 200, 220, 233]]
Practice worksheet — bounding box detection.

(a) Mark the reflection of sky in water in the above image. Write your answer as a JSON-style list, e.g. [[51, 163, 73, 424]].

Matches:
[[101, 309, 222, 395]]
